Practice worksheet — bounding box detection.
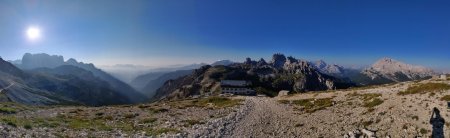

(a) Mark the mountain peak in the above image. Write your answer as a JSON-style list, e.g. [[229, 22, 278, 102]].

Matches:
[[372, 58, 411, 69], [21, 53, 65, 69], [310, 60, 345, 75], [363, 57, 436, 82], [271, 53, 286, 68], [211, 60, 234, 66], [66, 58, 78, 64], [376, 57, 396, 64], [315, 60, 327, 69]]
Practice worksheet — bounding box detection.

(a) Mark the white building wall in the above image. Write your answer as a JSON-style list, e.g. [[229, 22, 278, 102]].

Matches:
[[221, 87, 254, 95]]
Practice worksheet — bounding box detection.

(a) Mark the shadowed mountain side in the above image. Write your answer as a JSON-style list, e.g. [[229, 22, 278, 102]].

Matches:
[[140, 70, 193, 98], [0, 58, 133, 106], [17, 53, 147, 103]]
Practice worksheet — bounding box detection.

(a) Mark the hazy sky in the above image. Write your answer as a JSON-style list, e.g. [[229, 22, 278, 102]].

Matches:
[[0, 0, 449, 70]]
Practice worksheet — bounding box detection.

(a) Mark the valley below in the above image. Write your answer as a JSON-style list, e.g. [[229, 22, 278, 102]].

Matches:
[[1, 78, 450, 137]]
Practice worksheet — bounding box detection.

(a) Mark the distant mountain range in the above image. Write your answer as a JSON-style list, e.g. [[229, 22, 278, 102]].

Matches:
[[128, 60, 235, 97], [1, 53, 147, 106], [100, 60, 235, 84], [0, 53, 439, 105], [308, 57, 437, 85], [153, 54, 438, 101]]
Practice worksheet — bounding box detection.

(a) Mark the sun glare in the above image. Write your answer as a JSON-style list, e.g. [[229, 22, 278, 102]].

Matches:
[[26, 26, 41, 41]]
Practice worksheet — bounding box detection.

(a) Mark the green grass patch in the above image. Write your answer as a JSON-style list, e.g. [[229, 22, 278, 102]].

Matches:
[[362, 120, 373, 127], [196, 97, 242, 108], [182, 119, 204, 127], [360, 93, 382, 101], [278, 100, 290, 104], [0, 107, 16, 114], [0, 102, 32, 114], [441, 95, 450, 101], [124, 113, 138, 119], [0, 114, 114, 131], [140, 118, 158, 124], [24, 124, 32, 129], [363, 98, 384, 108], [67, 117, 111, 131], [399, 83, 450, 95], [167, 97, 242, 109], [420, 128, 428, 134], [148, 107, 169, 114], [281, 98, 334, 113], [347, 93, 384, 108], [145, 128, 180, 136], [1, 116, 19, 127]]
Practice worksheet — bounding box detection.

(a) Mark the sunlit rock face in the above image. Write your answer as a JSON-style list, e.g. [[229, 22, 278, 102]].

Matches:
[[362, 57, 436, 82], [310, 60, 346, 76]]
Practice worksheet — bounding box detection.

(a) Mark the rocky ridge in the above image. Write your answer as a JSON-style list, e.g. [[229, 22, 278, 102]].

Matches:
[[153, 53, 354, 101]]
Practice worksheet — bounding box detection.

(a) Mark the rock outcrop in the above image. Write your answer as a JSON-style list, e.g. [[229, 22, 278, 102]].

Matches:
[[271, 53, 287, 68]]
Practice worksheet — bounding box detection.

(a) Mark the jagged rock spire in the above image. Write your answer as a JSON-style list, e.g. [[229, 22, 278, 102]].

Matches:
[[271, 53, 286, 68]]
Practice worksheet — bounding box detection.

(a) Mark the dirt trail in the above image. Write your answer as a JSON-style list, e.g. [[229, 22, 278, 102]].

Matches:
[[224, 97, 300, 137], [0, 83, 14, 93]]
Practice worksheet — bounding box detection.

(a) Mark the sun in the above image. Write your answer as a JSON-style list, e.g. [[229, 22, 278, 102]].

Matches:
[[26, 26, 41, 41]]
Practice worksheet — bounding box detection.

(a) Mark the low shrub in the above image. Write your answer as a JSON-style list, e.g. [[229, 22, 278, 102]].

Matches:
[[140, 118, 158, 124], [195, 97, 242, 108], [420, 128, 428, 134], [399, 83, 450, 95], [363, 98, 384, 108], [182, 119, 204, 127], [145, 128, 180, 136], [287, 98, 334, 113], [0, 107, 16, 114], [441, 95, 450, 101]]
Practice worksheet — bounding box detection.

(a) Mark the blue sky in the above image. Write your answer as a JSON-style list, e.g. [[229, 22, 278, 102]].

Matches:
[[0, 0, 449, 70]]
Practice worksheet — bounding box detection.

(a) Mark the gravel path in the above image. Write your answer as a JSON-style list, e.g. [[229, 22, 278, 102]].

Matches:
[[224, 97, 298, 137], [187, 97, 300, 138]]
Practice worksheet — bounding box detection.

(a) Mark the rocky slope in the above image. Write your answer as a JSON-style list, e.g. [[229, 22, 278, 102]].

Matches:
[[0, 58, 133, 106], [153, 54, 354, 101], [0, 58, 61, 105]]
